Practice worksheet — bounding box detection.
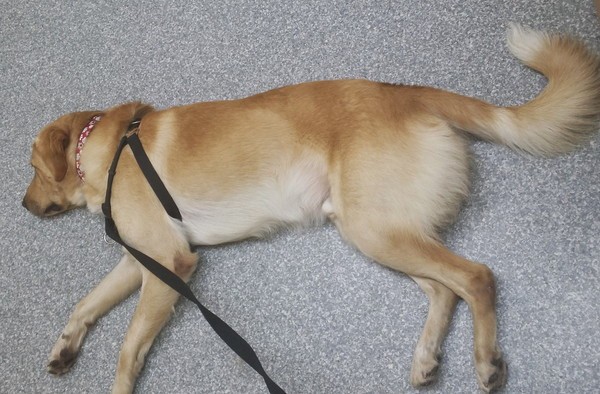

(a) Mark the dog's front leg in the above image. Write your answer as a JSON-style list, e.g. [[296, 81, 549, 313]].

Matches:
[[48, 254, 142, 375], [111, 249, 198, 394]]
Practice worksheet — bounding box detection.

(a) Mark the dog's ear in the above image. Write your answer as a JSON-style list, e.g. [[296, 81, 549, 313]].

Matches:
[[36, 111, 101, 182], [44, 126, 70, 182]]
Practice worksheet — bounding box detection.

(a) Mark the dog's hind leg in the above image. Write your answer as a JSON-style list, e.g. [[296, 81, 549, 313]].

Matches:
[[409, 276, 458, 387], [328, 114, 505, 390], [48, 254, 142, 375], [347, 230, 506, 392]]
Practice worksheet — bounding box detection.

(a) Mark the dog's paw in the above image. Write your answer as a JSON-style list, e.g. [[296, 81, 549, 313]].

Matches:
[[410, 353, 441, 387], [47, 331, 84, 375], [48, 347, 78, 375], [477, 356, 507, 393]]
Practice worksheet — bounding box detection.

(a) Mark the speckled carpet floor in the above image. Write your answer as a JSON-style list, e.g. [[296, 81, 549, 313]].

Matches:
[[2, 1, 599, 393]]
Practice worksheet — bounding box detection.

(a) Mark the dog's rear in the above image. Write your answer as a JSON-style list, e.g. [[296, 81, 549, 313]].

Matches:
[[324, 25, 600, 391]]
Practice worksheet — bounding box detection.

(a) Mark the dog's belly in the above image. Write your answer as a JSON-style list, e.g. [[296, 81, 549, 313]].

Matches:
[[176, 158, 330, 245]]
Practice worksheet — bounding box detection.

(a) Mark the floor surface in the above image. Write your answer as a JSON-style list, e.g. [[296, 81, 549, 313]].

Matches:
[[2, 1, 599, 393]]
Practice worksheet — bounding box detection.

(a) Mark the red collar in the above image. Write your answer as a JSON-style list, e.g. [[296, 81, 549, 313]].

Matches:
[[75, 115, 102, 182]]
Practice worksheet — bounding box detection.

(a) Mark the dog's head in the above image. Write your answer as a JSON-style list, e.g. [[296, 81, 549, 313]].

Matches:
[[22, 111, 100, 217]]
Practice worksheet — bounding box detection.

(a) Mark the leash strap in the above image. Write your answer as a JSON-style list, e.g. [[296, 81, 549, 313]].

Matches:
[[102, 126, 286, 394]]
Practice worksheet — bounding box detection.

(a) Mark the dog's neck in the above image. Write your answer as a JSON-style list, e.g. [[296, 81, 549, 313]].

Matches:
[[74, 103, 154, 214], [77, 114, 127, 214], [75, 115, 103, 182]]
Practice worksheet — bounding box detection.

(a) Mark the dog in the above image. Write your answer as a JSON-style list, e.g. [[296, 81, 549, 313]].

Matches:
[[22, 25, 600, 393]]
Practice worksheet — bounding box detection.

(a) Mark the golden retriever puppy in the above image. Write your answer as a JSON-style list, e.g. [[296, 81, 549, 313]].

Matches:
[[23, 25, 600, 393]]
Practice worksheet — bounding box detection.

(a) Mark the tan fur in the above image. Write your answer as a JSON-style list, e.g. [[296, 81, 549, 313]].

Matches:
[[22, 26, 600, 393]]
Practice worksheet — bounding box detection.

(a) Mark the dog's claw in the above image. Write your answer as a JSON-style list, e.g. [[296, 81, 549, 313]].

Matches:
[[411, 359, 441, 388], [478, 356, 507, 392], [48, 348, 78, 375]]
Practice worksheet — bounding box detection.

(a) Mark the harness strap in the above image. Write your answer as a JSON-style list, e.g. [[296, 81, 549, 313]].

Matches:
[[126, 133, 182, 221], [102, 125, 286, 394]]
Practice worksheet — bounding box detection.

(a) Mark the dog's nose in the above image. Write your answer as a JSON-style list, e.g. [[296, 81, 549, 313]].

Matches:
[[22, 198, 29, 211]]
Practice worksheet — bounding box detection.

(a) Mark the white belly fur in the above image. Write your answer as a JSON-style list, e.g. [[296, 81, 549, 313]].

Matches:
[[176, 156, 330, 245]]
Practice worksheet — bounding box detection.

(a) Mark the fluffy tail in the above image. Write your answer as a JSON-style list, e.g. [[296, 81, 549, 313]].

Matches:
[[428, 24, 600, 156]]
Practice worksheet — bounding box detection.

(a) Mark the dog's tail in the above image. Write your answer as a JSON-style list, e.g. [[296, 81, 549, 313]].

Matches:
[[427, 24, 600, 156]]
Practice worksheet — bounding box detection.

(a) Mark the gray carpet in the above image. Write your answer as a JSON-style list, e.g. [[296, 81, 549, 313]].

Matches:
[[2, 1, 599, 393]]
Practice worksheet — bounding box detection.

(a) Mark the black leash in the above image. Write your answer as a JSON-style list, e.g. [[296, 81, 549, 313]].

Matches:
[[102, 120, 286, 394]]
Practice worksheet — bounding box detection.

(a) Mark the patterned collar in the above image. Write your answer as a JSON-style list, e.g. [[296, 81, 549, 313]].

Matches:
[[75, 115, 102, 182]]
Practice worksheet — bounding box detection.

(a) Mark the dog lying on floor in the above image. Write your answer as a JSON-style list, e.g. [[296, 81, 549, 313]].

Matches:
[[22, 25, 600, 393]]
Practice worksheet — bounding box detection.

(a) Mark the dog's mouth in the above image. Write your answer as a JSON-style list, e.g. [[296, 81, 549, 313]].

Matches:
[[43, 203, 65, 216], [23, 202, 66, 217]]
